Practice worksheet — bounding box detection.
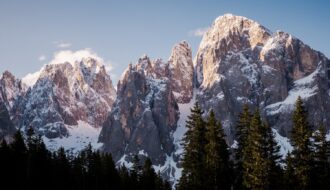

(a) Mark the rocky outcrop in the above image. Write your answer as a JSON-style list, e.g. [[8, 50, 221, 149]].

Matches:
[[14, 54, 116, 139], [169, 41, 194, 103], [0, 71, 26, 112], [194, 14, 330, 141], [99, 55, 179, 164], [0, 71, 26, 140], [0, 101, 15, 141]]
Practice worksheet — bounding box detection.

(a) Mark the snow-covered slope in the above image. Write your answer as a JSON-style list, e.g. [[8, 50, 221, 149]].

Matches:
[[43, 121, 103, 154]]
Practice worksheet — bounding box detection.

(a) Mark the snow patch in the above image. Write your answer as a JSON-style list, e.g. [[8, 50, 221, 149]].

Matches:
[[173, 89, 197, 156], [273, 129, 293, 158], [265, 66, 320, 115], [153, 154, 181, 189], [138, 150, 148, 157], [117, 154, 133, 168], [42, 120, 103, 154]]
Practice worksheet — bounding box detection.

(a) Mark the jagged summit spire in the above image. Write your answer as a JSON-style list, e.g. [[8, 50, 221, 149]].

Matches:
[[199, 14, 272, 50]]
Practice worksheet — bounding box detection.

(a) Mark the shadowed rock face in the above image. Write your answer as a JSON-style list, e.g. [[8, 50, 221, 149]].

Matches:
[[99, 41, 194, 165], [99, 55, 180, 165], [13, 58, 116, 138], [0, 102, 15, 140], [195, 14, 329, 142], [0, 71, 26, 140]]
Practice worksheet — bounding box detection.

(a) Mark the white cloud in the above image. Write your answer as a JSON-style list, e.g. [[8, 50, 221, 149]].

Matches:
[[49, 49, 116, 77], [49, 49, 104, 65], [104, 62, 113, 73], [22, 71, 41, 87], [53, 40, 72, 48], [189, 27, 209, 37], [38, 55, 46, 61]]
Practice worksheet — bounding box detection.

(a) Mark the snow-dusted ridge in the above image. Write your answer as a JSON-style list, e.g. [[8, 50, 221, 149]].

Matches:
[[22, 49, 106, 87], [265, 63, 321, 115]]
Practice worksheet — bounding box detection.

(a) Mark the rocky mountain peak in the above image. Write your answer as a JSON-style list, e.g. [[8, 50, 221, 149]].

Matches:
[[195, 14, 272, 89], [12, 50, 116, 152], [1, 70, 16, 81], [0, 70, 26, 111], [99, 55, 179, 164], [199, 13, 272, 51], [169, 41, 194, 103], [194, 14, 330, 142]]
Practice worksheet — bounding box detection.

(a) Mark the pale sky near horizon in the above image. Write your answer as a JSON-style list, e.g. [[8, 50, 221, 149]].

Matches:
[[1, 0, 330, 84]]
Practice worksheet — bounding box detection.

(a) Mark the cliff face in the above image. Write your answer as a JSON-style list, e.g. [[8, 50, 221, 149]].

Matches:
[[194, 14, 329, 141], [99, 55, 179, 164], [15, 57, 116, 139], [169, 41, 194, 103], [0, 71, 26, 140]]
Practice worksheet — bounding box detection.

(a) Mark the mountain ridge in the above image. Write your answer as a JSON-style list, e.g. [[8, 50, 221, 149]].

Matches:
[[0, 14, 329, 184]]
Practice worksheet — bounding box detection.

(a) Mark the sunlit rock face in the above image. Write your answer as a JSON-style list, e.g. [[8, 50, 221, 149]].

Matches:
[[169, 41, 194, 103], [195, 14, 330, 141], [0, 71, 27, 112], [14, 53, 116, 139]]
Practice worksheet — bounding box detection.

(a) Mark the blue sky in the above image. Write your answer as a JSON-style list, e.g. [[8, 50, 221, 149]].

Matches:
[[1, 0, 330, 84]]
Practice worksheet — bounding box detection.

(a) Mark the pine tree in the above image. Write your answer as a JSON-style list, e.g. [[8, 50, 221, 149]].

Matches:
[[131, 155, 142, 189], [312, 125, 329, 189], [10, 130, 28, 189], [264, 123, 282, 189], [101, 153, 121, 190], [290, 96, 313, 190], [119, 164, 133, 190], [0, 139, 12, 188], [25, 128, 52, 190], [284, 152, 296, 190], [11, 130, 27, 154], [52, 147, 71, 189], [205, 110, 232, 190], [242, 109, 269, 190], [177, 102, 207, 190], [71, 153, 85, 190], [234, 104, 251, 189], [141, 158, 157, 190]]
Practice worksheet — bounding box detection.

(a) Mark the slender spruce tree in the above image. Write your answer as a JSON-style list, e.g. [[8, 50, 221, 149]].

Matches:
[[177, 102, 207, 190], [290, 96, 313, 190], [205, 110, 232, 190], [242, 109, 269, 190], [284, 152, 296, 190], [234, 104, 251, 189], [312, 125, 330, 189], [264, 122, 282, 189], [10, 130, 27, 189], [141, 158, 157, 190], [131, 155, 143, 189]]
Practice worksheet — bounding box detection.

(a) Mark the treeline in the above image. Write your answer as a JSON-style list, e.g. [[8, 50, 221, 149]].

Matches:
[[0, 128, 171, 190], [177, 97, 330, 190]]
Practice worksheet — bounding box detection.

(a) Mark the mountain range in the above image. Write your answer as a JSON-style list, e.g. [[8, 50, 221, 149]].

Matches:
[[1, 14, 329, 184]]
